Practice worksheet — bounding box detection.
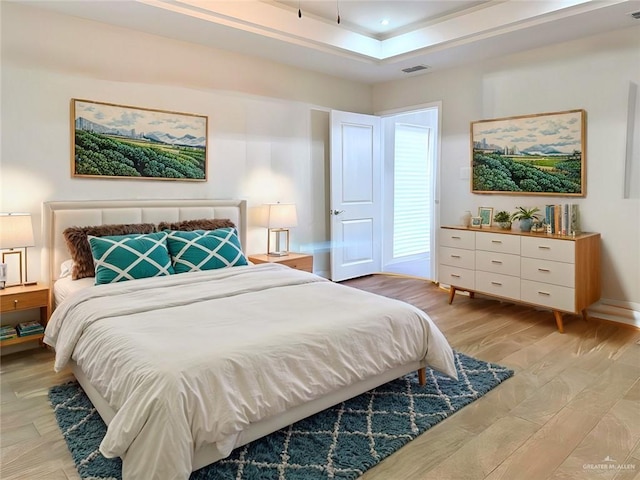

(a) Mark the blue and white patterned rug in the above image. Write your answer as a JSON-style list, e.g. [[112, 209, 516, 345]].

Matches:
[[49, 351, 513, 480]]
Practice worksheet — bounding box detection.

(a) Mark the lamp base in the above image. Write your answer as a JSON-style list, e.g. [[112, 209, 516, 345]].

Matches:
[[268, 251, 289, 257]]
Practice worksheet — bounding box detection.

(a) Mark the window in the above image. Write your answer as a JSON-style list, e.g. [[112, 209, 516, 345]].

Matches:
[[393, 123, 432, 258]]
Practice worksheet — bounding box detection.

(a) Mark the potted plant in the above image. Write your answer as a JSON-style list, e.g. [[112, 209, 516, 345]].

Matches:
[[494, 210, 512, 230], [511, 206, 541, 232]]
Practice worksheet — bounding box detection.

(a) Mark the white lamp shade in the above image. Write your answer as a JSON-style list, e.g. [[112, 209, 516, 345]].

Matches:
[[262, 203, 298, 229], [0, 213, 35, 249]]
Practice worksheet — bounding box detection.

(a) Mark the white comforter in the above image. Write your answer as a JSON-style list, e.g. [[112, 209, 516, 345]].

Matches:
[[45, 263, 456, 480]]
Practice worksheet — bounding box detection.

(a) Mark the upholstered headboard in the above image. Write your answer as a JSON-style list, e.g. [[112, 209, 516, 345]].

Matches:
[[42, 199, 247, 284]]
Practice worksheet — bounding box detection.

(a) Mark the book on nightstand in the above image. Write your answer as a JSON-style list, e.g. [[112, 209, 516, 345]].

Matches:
[[16, 321, 45, 337], [0, 325, 18, 340]]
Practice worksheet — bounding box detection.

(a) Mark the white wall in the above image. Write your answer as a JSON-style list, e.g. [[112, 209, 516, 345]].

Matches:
[[373, 26, 640, 322], [0, 3, 373, 280]]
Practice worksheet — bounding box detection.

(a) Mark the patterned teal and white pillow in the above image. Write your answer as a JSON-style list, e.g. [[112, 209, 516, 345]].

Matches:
[[166, 227, 248, 274], [88, 232, 174, 285]]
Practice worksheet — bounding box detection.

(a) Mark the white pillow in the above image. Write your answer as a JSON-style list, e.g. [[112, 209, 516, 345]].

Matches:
[[59, 259, 75, 279]]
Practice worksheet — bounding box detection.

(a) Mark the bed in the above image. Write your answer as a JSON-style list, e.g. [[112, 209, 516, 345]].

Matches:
[[42, 199, 456, 480]]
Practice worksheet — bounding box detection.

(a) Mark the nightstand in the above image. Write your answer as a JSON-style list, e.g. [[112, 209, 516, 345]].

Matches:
[[0, 284, 50, 347], [249, 253, 313, 273]]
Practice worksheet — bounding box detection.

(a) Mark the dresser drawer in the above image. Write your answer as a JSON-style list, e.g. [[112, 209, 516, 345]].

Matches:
[[521, 257, 575, 288], [440, 229, 475, 250], [476, 251, 520, 277], [0, 289, 48, 313], [475, 271, 520, 301], [439, 265, 475, 290], [476, 232, 520, 255], [521, 280, 575, 312], [521, 236, 575, 263], [440, 247, 475, 270]]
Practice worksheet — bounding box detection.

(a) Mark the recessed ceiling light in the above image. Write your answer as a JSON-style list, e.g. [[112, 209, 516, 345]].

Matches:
[[380, 19, 390, 26]]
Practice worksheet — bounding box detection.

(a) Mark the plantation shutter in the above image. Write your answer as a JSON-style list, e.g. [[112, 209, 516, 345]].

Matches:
[[393, 124, 431, 258]]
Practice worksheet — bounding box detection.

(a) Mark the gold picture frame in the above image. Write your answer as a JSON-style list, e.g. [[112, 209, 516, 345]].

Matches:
[[471, 109, 586, 196], [71, 99, 207, 181]]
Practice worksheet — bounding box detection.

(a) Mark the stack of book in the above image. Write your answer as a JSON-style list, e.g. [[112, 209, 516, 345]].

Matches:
[[0, 325, 18, 341], [16, 321, 45, 337], [544, 204, 581, 236]]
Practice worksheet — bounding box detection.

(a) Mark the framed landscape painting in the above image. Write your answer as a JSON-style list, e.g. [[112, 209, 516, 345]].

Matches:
[[471, 109, 586, 196], [72, 99, 207, 181]]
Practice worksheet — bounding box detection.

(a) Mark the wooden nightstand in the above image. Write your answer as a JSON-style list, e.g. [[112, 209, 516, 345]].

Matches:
[[249, 253, 313, 273], [0, 284, 50, 347]]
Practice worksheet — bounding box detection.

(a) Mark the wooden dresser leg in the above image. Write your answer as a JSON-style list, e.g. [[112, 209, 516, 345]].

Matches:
[[448, 286, 457, 304], [469, 291, 475, 299], [418, 367, 426, 386], [553, 310, 565, 333], [581, 308, 588, 322]]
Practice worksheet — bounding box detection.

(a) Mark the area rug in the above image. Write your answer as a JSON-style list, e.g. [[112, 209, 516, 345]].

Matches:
[[49, 351, 513, 480]]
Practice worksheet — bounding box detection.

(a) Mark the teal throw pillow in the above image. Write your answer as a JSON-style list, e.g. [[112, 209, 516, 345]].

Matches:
[[88, 232, 174, 285], [166, 227, 248, 274]]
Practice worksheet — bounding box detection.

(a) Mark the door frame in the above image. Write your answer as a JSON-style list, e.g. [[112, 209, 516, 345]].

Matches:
[[376, 101, 442, 280]]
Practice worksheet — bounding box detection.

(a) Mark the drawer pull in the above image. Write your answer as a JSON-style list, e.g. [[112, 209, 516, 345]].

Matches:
[[451, 236, 461, 240], [451, 255, 461, 259], [538, 245, 551, 250], [538, 268, 550, 272], [491, 281, 502, 286], [491, 260, 502, 264], [537, 291, 551, 296], [450, 274, 461, 278], [491, 240, 502, 244]]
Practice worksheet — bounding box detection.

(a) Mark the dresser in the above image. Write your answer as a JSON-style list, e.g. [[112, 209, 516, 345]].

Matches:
[[439, 226, 601, 332]]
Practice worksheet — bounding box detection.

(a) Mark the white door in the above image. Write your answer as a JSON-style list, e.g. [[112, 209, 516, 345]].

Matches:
[[330, 110, 382, 281]]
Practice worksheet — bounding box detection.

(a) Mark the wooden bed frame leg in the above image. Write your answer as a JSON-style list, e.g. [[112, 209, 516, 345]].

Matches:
[[581, 308, 588, 322], [418, 367, 426, 386], [448, 286, 457, 304], [553, 310, 565, 333]]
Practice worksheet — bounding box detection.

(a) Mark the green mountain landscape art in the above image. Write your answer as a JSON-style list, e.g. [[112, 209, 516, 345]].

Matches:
[[72, 99, 207, 181]]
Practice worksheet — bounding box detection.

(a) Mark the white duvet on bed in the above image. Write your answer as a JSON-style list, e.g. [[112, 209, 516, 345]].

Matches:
[[45, 263, 456, 480]]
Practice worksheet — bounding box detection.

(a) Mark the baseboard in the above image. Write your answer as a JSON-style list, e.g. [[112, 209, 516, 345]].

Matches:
[[589, 299, 640, 328]]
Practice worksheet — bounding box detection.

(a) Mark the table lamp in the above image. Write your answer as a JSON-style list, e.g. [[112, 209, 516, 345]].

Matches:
[[0, 213, 35, 286], [262, 203, 297, 256]]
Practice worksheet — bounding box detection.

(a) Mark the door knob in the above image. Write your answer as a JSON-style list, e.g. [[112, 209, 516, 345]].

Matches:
[[330, 209, 345, 216]]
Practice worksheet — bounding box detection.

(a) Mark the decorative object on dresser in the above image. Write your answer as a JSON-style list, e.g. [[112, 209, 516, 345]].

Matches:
[[511, 206, 541, 232], [478, 207, 494, 227], [460, 210, 472, 227], [248, 252, 313, 273], [471, 109, 586, 196], [438, 226, 600, 333], [0, 283, 50, 348], [494, 210, 512, 230], [0, 213, 35, 286], [470, 216, 482, 228], [544, 203, 580, 236], [259, 202, 298, 256], [72, 99, 207, 181]]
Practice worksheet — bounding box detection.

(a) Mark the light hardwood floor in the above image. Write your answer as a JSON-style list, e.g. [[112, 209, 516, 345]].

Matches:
[[1, 275, 639, 479]]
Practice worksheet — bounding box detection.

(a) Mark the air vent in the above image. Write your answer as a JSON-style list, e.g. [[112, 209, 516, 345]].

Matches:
[[632, 11, 640, 19], [402, 65, 430, 74]]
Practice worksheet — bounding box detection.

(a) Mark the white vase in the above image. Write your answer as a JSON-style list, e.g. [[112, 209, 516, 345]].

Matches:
[[461, 210, 472, 227]]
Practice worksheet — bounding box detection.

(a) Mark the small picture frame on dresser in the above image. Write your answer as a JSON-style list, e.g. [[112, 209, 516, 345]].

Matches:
[[478, 207, 494, 227], [470, 216, 482, 228]]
